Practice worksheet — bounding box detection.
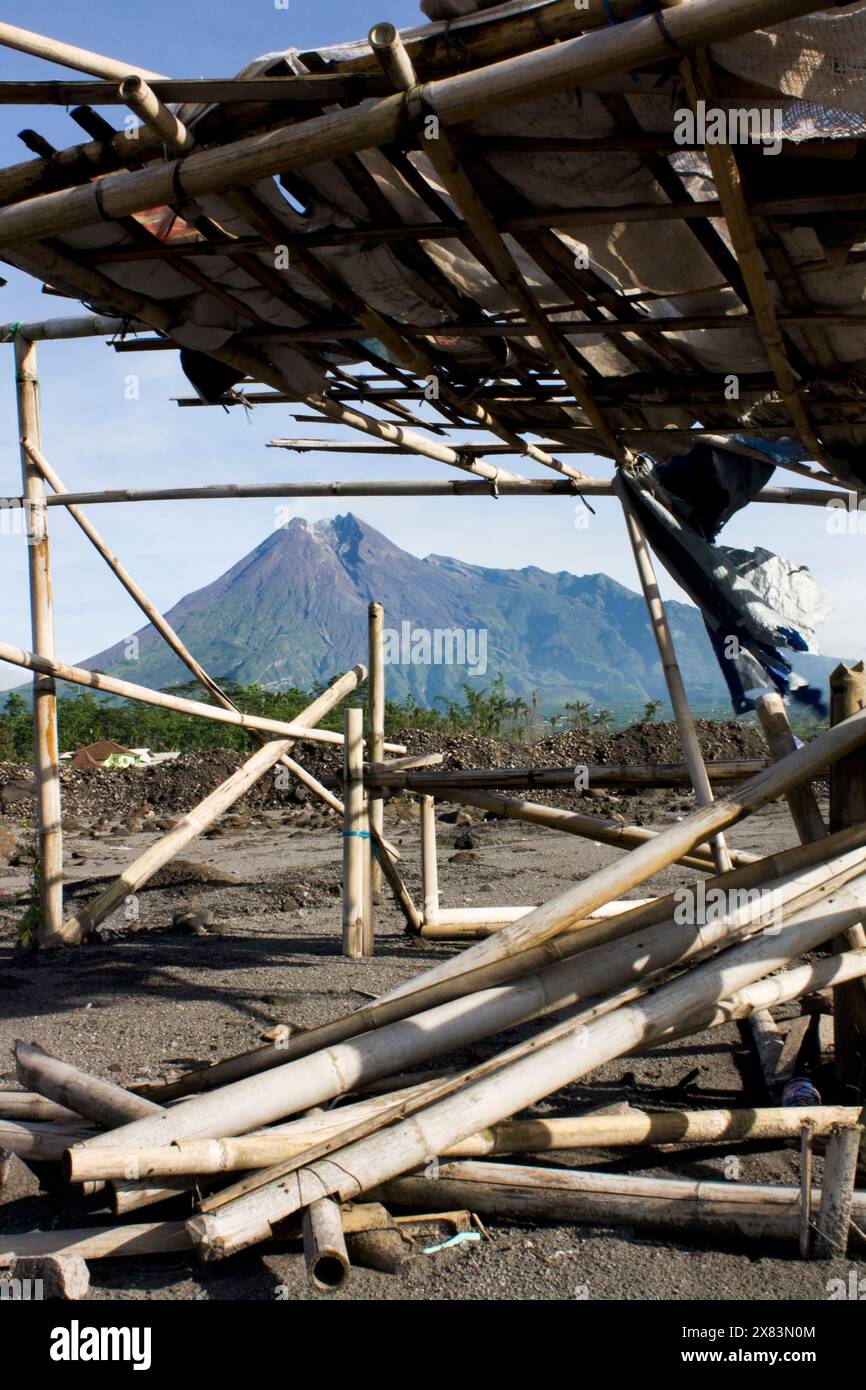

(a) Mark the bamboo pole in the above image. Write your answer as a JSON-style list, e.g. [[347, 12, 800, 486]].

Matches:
[[813, 1125, 862, 1259], [0, 21, 164, 80], [420, 795, 440, 927], [375, 1163, 866, 1245], [342, 708, 373, 959], [0, 1091, 81, 1123], [149, 823, 866, 1108], [0, 1120, 92, 1162], [800, 1122, 814, 1259], [376, 708, 866, 1011], [302, 1198, 351, 1292], [74, 846, 866, 1172], [20, 479, 851, 508], [0, 642, 383, 750], [1, 315, 147, 342], [617, 478, 732, 873], [0, 0, 836, 250], [756, 693, 827, 843], [366, 761, 767, 791], [14, 1042, 161, 1128], [14, 337, 63, 945], [425, 787, 757, 871], [188, 875, 866, 1257], [0, 1222, 190, 1266], [368, 604, 385, 899], [117, 74, 192, 153], [829, 663, 866, 1094]]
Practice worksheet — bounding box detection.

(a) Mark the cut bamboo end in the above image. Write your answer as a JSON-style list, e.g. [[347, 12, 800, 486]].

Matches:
[[302, 1197, 351, 1293]]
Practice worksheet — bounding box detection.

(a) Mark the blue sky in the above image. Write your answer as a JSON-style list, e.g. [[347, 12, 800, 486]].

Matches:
[[0, 0, 860, 691]]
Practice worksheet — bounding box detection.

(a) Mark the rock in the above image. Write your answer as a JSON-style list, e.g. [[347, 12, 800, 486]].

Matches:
[[449, 850, 477, 865], [454, 830, 475, 850], [126, 818, 145, 834], [171, 911, 211, 937], [11, 1253, 90, 1301]]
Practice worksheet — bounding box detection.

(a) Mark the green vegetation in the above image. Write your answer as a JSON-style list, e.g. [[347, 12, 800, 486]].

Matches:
[[0, 677, 828, 762]]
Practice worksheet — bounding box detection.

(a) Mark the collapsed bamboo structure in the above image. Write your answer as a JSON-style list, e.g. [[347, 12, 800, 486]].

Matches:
[[1, 0, 866, 1297]]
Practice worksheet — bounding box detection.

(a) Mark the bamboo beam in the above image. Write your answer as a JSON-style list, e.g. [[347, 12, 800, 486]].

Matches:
[[0, 642, 385, 750], [430, 786, 757, 872], [14, 336, 63, 945], [366, 760, 767, 790], [17, 478, 850, 508], [0, 0, 834, 250], [678, 50, 836, 478], [370, 22, 628, 465], [0, 22, 165, 81], [116, 74, 193, 153], [1, 314, 146, 341]]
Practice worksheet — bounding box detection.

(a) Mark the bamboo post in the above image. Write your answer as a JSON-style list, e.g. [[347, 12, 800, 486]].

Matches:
[[756, 693, 827, 843], [618, 481, 731, 873], [342, 707, 373, 959], [302, 1198, 351, 1293], [799, 1122, 814, 1259], [420, 795, 440, 927], [813, 1124, 862, 1259], [829, 663, 866, 1095], [14, 337, 63, 946], [368, 604, 385, 899]]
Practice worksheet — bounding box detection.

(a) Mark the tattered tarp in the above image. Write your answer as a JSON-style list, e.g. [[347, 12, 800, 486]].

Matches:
[[615, 447, 831, 714]]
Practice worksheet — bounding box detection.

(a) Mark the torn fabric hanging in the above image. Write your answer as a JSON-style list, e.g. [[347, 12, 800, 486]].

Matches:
[[614, 444, 831, 715]]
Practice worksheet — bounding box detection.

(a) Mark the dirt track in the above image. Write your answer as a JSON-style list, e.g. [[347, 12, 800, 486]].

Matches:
[[0, 738, 862, 1302]]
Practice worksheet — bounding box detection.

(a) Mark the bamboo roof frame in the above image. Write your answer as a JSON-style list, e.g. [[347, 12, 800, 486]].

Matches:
[[1, 0, 865, 950]]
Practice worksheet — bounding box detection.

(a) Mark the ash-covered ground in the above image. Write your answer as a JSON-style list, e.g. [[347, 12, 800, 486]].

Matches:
[[0, 725, 861, 1302]]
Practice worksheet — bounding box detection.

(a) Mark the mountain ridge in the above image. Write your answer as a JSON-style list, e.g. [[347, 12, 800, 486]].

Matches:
[[68, 513, 840, 713]]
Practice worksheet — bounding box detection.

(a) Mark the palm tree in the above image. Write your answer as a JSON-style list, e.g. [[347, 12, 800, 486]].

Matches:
[[564, 699, 591, 729], [592, 708, 613, 730], [643, 699, 663, 722]]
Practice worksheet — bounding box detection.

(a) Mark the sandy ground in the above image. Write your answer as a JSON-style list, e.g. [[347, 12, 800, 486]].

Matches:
[[0, 791, 863, 1302]]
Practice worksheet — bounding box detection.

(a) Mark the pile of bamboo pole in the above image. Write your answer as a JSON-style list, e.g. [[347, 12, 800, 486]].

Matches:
[[4, 711, 866, 1291]]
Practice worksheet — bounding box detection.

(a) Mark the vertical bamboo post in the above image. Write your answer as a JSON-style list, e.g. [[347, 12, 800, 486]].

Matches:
[[618, 489, 732, 874], [798, 1121, 814, 1260], [342, 707, 372, 959], [813, 1124, 861, 1259], [756, 693, 827, 843], [420, 794, 440, 927], [368, 603, 385, 900], [14, 336, 63, 945], [829, 663, 866, 1095]]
